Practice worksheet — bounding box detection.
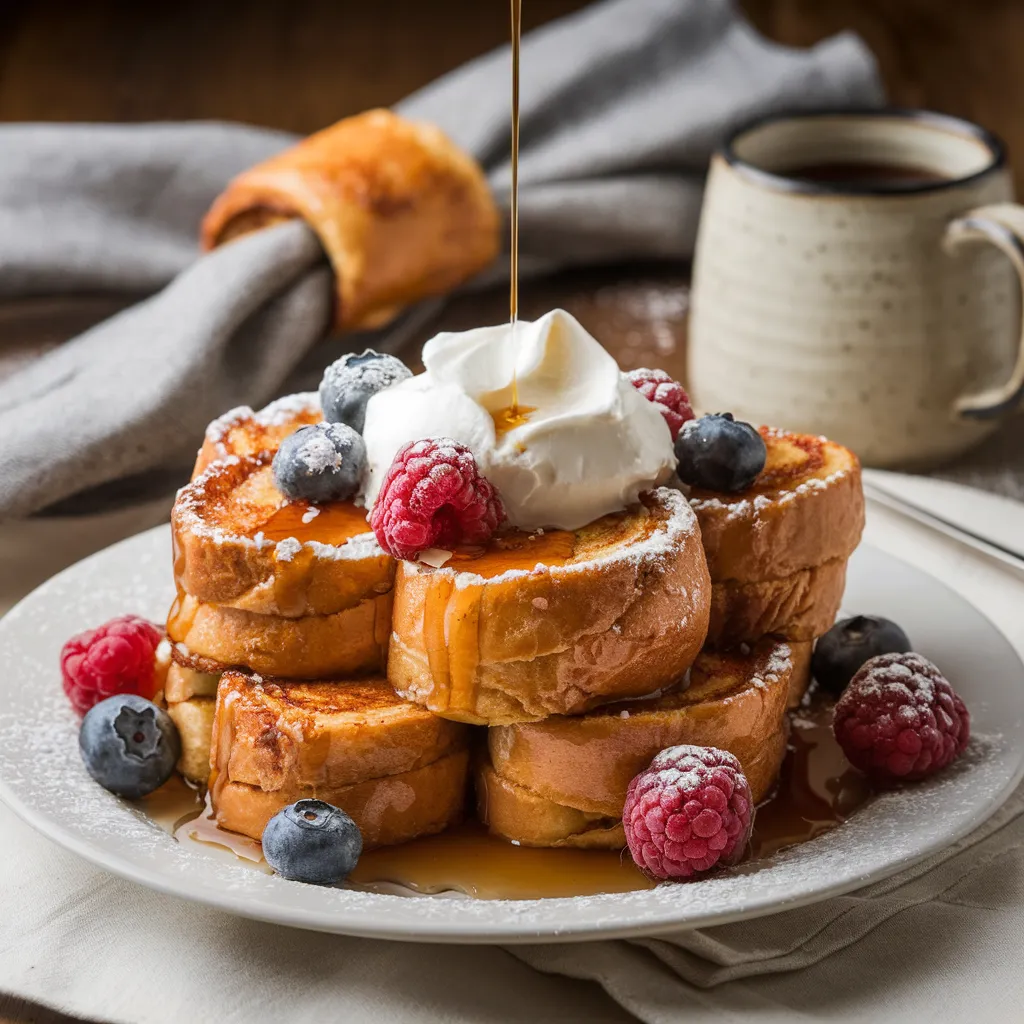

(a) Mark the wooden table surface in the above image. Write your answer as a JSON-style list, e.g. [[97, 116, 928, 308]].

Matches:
[[2, 1, 1022, 1021]]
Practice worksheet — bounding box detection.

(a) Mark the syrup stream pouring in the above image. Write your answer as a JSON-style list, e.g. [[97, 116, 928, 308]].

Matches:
[[509, 0, 522, 418]]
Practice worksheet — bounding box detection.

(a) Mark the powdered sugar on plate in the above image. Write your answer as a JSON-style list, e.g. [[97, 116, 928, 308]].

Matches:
[[0, 529, 1021, 942]]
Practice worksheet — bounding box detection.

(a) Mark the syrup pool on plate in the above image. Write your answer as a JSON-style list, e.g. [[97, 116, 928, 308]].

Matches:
[[140, 692, 872, 899]]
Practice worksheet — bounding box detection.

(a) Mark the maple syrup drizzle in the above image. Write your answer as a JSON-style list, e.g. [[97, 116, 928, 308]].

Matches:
[[509, 0, 522, 416], [259, 500, 370, 545], [145, 693, 873, 899], [491, 403, 536, 438], [447, 528, 576, 577]]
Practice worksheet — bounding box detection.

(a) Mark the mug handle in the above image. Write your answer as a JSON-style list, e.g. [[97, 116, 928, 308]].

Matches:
[[944, 202, 1024, 420]]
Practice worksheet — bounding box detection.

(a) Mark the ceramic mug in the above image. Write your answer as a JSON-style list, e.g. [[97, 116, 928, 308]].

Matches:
[[688, 109, 1024, 467]]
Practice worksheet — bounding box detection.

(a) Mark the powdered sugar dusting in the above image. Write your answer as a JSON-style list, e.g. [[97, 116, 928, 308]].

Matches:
[[0, 528, 1020, 941], [445, 487, 698, 589]]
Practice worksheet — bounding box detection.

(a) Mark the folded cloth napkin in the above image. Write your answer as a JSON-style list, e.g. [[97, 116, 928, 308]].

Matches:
[[1, 482, 1021, 1024], [0, 0, 882, 519]]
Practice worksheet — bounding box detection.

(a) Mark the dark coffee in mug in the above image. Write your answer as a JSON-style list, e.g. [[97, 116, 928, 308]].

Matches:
[[781, 161, 950, 189]]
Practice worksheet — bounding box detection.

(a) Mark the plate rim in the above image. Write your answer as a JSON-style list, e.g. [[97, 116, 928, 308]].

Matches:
[[1, 524, 1021, 944]]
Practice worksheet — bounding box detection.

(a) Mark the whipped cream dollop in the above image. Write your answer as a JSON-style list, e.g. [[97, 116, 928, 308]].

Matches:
[[361, 309, 676, 531]]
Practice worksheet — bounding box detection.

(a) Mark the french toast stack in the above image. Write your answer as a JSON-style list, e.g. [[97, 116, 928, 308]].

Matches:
[[169, 393, 864, 855], [164, 395, 471, 848], [690, 427, 865, 707], [385, 486, 807, 849]]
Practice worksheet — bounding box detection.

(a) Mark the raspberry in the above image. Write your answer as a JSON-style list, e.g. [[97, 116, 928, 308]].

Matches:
[[627, 368, 694, 439], [370, 438, 506, 561], [61, 615, 163, 716], [833, 652, 970, 786], [623, 745, 753, 880]]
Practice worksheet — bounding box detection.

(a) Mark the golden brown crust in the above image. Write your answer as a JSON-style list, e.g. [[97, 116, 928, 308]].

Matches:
[[483, 638, 792, 834], [214, 750, 469, 849], [476, 763, 625, 850], [387, 489, 711, 725], [201, 109, 499, 331], [689, 429, 864, 582], [706, 557, 848, 647], [192, 393, 322, 480], [172, 453, 394, 618], [212, 670, 468, 792], [166, 697, 215, 785], [209, 669, 470, 847], [788, 639, 814, 709], [167, 592, 391, 678]]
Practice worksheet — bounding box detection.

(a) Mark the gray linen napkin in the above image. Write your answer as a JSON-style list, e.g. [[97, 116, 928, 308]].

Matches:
[[0, 0, 883, 518]]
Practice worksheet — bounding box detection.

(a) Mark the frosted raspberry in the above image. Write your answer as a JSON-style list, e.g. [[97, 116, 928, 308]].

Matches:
[[833, 652, 969, 786], [627, 368, 694, 439], [61, 615, 164, 716], [623, 745, 753, 880], [370, 438, 505, 561]]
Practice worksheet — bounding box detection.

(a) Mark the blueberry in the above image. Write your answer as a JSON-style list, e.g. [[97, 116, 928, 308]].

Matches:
[[675, 413, 766, 493], [262, 799, 363, 885], [319, 350, 412, 433], [272, 422, 366, 503], [812, 615, 912, 696], [79, 695, 181, 799]]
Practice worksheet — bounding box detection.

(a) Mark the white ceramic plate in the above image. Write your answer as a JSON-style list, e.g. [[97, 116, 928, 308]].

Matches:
[[0, 526, 1021, 944]]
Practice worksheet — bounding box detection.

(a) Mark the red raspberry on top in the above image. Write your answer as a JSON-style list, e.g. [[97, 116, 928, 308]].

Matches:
[[623, 745, 753, 880], [61, 615, 164, 716], [370, 437, 506, 561], [833, 652, 970, 786], [627, 368, 694, 439]]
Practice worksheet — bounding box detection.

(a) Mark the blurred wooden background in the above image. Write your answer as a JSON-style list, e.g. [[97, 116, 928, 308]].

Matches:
[[0, 0, 1022, 197]]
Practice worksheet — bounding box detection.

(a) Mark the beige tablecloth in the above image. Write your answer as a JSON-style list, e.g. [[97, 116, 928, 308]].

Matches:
[[2, 480, 1024, 1023]]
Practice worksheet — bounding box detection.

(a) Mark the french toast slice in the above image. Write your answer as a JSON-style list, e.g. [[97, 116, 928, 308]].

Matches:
[[192, 392, 322, 479], [162, 649, 228, 784], [210, 670, 471, 847], [173, 452, 393, 619], [689, 428, 864, 645], [388, 487, 711, 726], [477, 638, 795, 849], [166, 590, 391, 678]]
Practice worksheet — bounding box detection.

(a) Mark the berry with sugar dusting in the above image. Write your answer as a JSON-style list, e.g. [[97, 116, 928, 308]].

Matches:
[[627, 368, 694, 439], [320, 350, 412, 433], [675, 413, 766, 493], [623, 744, 753, 880], [62, 615, 164, 716], [370, 437, 505, 560], [833, 652, 969, 786], [272, 422, 366, 503]]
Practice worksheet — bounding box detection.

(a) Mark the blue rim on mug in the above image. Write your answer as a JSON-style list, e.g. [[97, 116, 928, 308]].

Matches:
[[720, 108, 1007, 197]]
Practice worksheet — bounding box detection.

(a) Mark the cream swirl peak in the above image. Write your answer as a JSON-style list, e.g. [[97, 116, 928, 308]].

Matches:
[[361, 309, 676, 532]]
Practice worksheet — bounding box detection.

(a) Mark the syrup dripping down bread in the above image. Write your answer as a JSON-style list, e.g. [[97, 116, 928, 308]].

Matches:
[[477, 638, 799, 849], [209, 670, 470, 848], [690, 428, 864, 646], [388, 487, 711, 726], [172, 450, 393, 620]]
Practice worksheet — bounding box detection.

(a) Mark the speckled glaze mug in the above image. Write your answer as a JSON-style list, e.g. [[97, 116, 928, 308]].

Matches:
[[688, 110, 1024, 467]]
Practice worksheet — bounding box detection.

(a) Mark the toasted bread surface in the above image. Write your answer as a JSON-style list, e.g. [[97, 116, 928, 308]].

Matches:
[[192, 393, 321, 479], [788, 639, 813, 709], [214, 750, 469, 848], [166, 697, 215, 785], [165, 659, 221, 702], [690, 428, 864, 582], [202, 109, 499, 331], [388, 488, 711, 725], [167, 591, 391, 679], [706, 558, 847, 646], [174, 453, 393, 617], [478, 638, 793, 848], [212, 670, 468, 792], [173, 453, 393, 618], [209, 669, 471, 846]]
